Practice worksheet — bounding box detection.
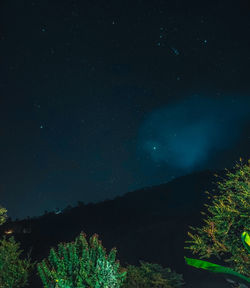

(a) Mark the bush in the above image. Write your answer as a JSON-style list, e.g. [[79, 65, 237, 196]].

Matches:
[[0, 235, 35, 288], [184, 158, 250, 277], [37, 231, 127, 288], [121, 260, 185, 288], [0, 206, 7, 226]]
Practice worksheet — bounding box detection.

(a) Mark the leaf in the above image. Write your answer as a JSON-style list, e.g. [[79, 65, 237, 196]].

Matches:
[[241, 231, 250, 253], [184, 257, 250, 283]]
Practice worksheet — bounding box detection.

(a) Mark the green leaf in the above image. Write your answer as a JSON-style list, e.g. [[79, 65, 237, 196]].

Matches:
[[241, 231, 250, 253], [184, 256, 250, 283]]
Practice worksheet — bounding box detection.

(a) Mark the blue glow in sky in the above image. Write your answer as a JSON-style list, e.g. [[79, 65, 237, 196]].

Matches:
[[137, 94, 250, 173]]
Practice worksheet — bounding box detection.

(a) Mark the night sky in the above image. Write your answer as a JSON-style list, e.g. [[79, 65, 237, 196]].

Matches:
[[1, 0, 250, 220]]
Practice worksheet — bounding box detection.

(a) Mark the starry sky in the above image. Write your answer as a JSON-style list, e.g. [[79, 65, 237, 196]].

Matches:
[[1, 0, 250, 220]]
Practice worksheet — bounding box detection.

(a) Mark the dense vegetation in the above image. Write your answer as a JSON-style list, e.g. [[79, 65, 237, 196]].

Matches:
[[184, 158, 250, 277]]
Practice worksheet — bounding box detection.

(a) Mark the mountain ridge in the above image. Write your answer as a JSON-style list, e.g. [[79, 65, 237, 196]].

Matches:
[[0, 166, 237, 287]]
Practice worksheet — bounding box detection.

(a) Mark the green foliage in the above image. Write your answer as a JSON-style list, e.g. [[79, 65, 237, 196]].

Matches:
[[0, 235, 36, 288], [184, 231, 250, 286], [37, 232, 127, 288], [0, 205, 7, 226], [184, 158, 250, 277], [121, 260, 185, 288], [184, 256, 250, 284], [241, 231, 250, 253]]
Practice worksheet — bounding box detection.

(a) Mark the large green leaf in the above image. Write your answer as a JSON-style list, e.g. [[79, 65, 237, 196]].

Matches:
[[241, 231, 250, 253], [184, 257, 250, 284]]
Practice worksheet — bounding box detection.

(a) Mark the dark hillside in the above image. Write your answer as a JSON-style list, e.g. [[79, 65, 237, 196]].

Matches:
[[0, 167, 237, 287]]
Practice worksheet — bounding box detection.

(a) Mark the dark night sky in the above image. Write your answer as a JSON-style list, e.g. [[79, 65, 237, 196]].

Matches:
[[1, 0, 250, 220]]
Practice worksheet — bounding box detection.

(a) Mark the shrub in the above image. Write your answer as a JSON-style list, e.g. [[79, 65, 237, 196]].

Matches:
[[37, 231, 127, 288], [0, 235, 35, 288], [121, 260, 185, 288], [184, 158, 250, 277]]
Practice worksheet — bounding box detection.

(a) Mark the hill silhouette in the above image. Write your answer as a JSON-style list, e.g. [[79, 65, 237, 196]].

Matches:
[[0, 167, 237, 288]]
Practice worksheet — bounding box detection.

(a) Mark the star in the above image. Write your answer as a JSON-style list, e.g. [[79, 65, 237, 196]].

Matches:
[[171, 47, 180, 55]]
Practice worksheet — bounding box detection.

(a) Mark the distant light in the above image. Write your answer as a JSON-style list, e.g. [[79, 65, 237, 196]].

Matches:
[[40, 125, 43, 129], [5, 229, 13, 235]]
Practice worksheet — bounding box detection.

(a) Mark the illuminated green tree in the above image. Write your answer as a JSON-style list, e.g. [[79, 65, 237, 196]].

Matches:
[[121, 260, 184, 288], [0, 205, 7, 226], [184, 158, 250, 277], [37, 232, 127, 288], [0, 235, 35, 288]]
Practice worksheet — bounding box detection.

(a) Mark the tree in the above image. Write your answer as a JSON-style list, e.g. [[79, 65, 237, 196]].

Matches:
[[121, 260, 184, 288], [37, 231, 127, 288], [0, 235, 36, 288], [184, 158, 250, 277], [0, 206, 7, 226]]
